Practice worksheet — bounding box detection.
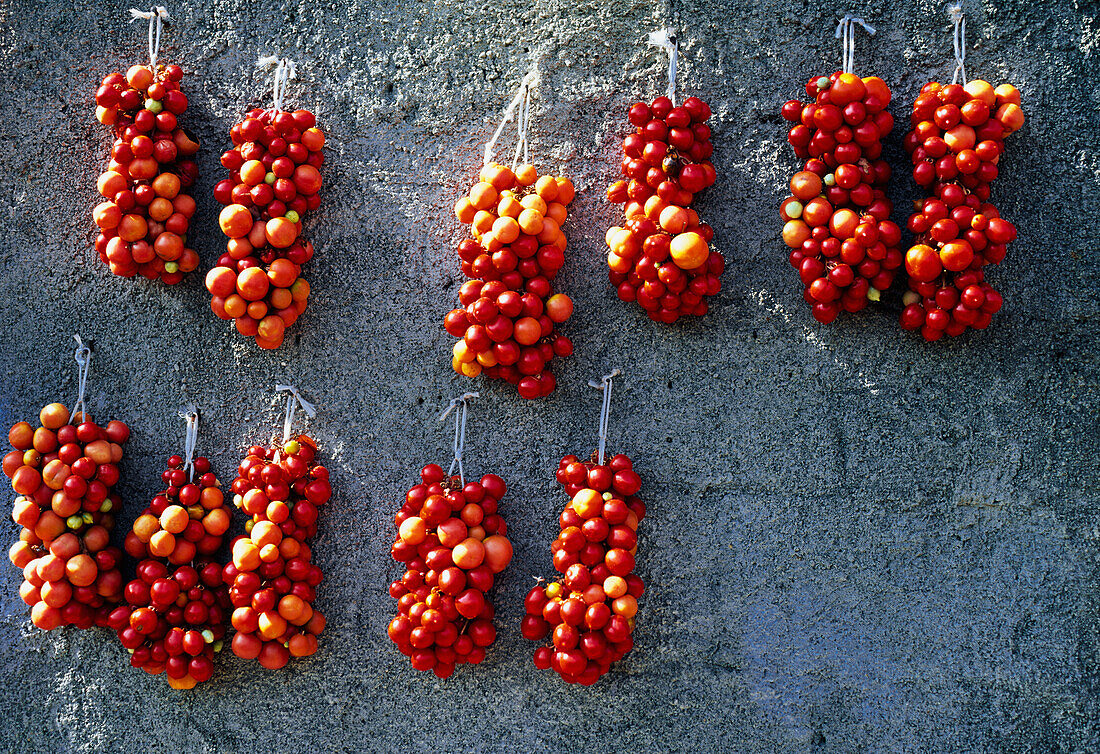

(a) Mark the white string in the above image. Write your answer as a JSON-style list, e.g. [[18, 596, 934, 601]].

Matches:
[[835, 14, 875, 75], [439, 392, 478, 484], [648, 29, 678, 105], [129, 6, 169, 70], [275, 385, 316, 443], [587, 369, 621, 466], [258, 55, 297, 113], [71, 336, 92, 423], [179, 404, 199, 482], [483, 69, 538, 168], [949, 5, 967, 85], [511, 84, 532, 170]]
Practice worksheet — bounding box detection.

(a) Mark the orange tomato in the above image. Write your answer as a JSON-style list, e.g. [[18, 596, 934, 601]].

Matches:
[[482, 534, 513, 573], [452, 538, 485, 569], [513, 163, 537, 186], [132, 513, 160, 542], [258, 610, 287, 641], [219, 205, 253, 238], [468, 182, 498, 210], [236, 267, 270, 301], [265, 217, 298, 249], [250, 520, 282, 548], [829, 209, 859, 239], [994, 83, 1021, 107], [545, 294, 573, 323], [97, 171, 126, 197], [513, 316, 541, 345], [802, 197, 833, 227], [517, 208, 544, 235], [905, 244, 943, 282], [202, 508, 230, 536], [239, 159, 267, 186], [670, 232, 709, 270], [829, 72, 866, 106], [555, 177, 575, 205], [454, 197, 476, 223], [152, 172, 181, 198], [862, 76, 891, 107], [659, 205, 688, 234], [232, 539, 261, 571], [996, 103, 1024, 134], [257, 315, 285, 344], [149, 529, 175, 558], [117, 214, 148, 242], [571, 489, 603, 519], [790, 171, 823, 201], [939, 240, 974, 272], [492, 215, 520, 244]]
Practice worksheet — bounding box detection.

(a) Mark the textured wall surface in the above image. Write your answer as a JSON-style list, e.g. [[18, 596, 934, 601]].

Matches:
[[0, 0, 1096, 751]]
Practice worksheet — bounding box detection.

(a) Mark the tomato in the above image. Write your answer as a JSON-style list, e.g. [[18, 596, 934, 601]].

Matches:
[[905, 244, 943, 282], [482, 535, 513, 574], [218, 204, 253, 238]]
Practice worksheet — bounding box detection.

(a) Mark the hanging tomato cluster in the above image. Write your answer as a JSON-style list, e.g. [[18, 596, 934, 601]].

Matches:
[[447, 162, 576, 398], [112, 436, 233, 689], [606, 94, 722, 322], [4, 403, 130, 630], [388, 464, 512, 678], [899, 80, 1024, 340], [225, 434, 330, 669], [523, 452, 646, 685], [780, 71, 902, 323], [93, 62, 199, 282], [207, 62, 324, 350]]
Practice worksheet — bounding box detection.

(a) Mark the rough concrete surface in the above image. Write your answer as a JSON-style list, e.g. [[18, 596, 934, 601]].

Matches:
[[0, 0, 1096, 751]]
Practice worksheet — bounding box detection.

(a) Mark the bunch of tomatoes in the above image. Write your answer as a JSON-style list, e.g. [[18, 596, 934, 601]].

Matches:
[[207, 108, 325, 349], [4, 404, 130, 630], [780, 71, 902, 323], [899, 80, 1024, 340], [111, 454, 233, 688], [388, 465, 513, 678], [224, 435, 330, 669], [448, 162, 575, 398], [606, 95, 722, 322], [93, 63, 199, 282], [522, 453, 645, 685]]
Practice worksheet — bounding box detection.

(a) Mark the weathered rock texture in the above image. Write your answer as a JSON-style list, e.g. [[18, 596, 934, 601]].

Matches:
[[0, 0, 1096, 751]]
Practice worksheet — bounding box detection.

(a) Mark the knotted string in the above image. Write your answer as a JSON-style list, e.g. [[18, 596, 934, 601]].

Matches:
[[439, 392, 478, 484], [71, 336, 92, 423], [648, 28, 678, 105], [949, 5, 967, 85], [258, 55, 297, 113], [483, 69, 538, 168], [587, 369, 622, 466], [179, 404, 199, 481], [275, 384, 316, 443], [835, 14, 875, 75], [511, 83, 532, 170], [129, 6, 170, 70]]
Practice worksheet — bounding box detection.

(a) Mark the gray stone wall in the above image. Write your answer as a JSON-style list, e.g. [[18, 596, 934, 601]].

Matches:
[[0, 0, 1096, 751]]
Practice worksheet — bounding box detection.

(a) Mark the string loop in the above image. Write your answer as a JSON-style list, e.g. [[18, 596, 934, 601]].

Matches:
[[587, 369, 622, 466], [258, 55, 297, 113], [71, 336, 92, 423], [483, 69, 538, 168], [129, 6, 170, 70], [648, 28, 678, 105], [949, 5, 968, 85], [834, 14, 875, 75], [275, 385, 316, 443], [439, 392, 478, 484], [179, 405, 199, 482]]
